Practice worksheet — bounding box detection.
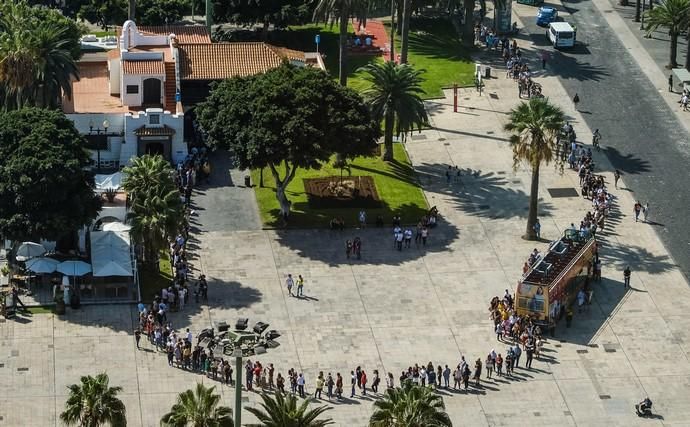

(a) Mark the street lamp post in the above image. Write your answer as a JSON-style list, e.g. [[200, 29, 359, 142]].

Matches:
[[232, 348, 243, 427], [88, 119, 110, 172]]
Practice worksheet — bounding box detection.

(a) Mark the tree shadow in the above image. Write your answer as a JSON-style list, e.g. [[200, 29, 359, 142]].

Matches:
[[272, 218, 460, 266], [414, 163, 554, 220], [602, 146, 652, 175], [550, 52, 610, 82]]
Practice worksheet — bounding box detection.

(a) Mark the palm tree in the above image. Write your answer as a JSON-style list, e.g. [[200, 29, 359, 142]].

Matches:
[[313, 0, 360, 86], [504, 98, 565, 241], [60, 373, 127, 427], [644, 0, 690, 68], [246, 392, 333, 427], [361, 61, 428, 161], [399, 0, 412, 63], [161, 383, 233, 427], [461, 0, 474, 48], [369, 382, 452, 427], [122, 155, 184, 263], [0, 2, 80, 109]]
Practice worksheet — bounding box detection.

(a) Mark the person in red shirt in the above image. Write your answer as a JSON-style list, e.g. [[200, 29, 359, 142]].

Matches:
[[360, 370, 368, 396]]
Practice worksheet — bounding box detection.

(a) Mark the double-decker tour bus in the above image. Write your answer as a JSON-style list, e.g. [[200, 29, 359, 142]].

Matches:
[[515, 229, 597, 334]]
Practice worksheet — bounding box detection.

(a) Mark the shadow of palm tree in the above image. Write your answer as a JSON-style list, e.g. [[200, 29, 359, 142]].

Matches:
[[602, 146, 651, 175], [414, 163, 555, 219]]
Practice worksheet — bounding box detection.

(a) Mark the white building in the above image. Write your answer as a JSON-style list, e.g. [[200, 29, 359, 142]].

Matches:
[[64, 21, 324, 169]]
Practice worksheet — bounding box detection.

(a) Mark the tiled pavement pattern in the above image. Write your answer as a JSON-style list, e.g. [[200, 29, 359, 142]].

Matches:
[[3, 12, 690, 427]]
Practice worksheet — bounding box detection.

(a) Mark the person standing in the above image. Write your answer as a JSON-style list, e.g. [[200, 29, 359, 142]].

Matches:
[[372, 370, 380, 393], [361, 370, 368, 395], [421, 226, 429, 246], [404, 228, 413, 248], [350, 370, 356, 398], [297, 275, 304, 297], [353, 237, 362, 260], [268, 363, 275, 389], [297, 373, 306, 398], [485, 354, 494, 378], [533, 218, 541, 239], [669, 73, 674, 92], [336, 373, 343, 399], [525, 340, 535, 369], [315, 372, 324, 399], [286, 274, 294, 297], [614, 169, 621, 189], [513, 345, 522, 367], [358, 210, 367, 228], [134, 328, 142, 349], [346, 240, 352, 259], [443, 365, 451, 388], [386, 372, 394, 389], [624, 266, 631, 288], [573, 93, 580, 110], [326, 373, 334, 400], [643, 202, 650, 222]]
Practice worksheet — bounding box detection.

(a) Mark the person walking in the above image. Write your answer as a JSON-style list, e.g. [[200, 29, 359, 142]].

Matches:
[[350, 370, 356, 398], [358, 210, 367, 228], [453, 367, 461, 389], [573, 93, 580, 110], [473, 359, 482, 386], [669, 73, 674, 92], [297, 275, 304, 297], [624, 266, 631, 288], [372, 370, 381, 393], [634, 201, 642, 222], [134, 329, 142, 349], [286, 274, 294, 297], [336, 373, 343, 399], [533, 218, 541, 239], [614, 169, 621, 189], [643, 202, 650, 223], [485, 354, 494, 379], [361, 370, 368, 395], [526, 341, 535, 369]]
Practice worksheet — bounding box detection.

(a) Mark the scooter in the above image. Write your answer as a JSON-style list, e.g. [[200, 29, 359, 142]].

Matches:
[[635, 398, 653, 417]]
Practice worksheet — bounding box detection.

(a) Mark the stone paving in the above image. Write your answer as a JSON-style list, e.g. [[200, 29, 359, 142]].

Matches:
[[3, 15, 690, 427]]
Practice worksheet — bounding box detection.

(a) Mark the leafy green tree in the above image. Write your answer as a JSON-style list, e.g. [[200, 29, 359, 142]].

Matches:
[[160, 383, 233, 427], [362, 61, 428, 161], [136, 0, 191, 25], [60, 373, 127, 427], [196, 63, 380, 220], [644, 0, 690, 68], [210, 0, 312, 36], [461, 0, 474, 47], [0, 108, 101, 242], [0, 0, 82, 109], [246, 392, 333, 427], [504, 98, 565, 240], [78, 0, 128, 30], [369, 382, 452, 427], [122, 155, 183, 263]]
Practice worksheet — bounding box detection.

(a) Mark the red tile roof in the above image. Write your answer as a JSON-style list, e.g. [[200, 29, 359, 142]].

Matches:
[[116, 25, 211, 44], [178, 42, 306, 80], [122, 60, 166, 75]]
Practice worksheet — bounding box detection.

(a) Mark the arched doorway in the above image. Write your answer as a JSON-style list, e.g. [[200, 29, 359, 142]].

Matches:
[[142, 78, 161, 106], [145, 142, 165, 156]]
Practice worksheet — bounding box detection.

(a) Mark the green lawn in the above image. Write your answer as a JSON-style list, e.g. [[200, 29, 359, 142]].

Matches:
[[384, 17, 476, 97], [270, 24, 379, 92], [252, 143, 429, 228], [138, 251, 173, 303], [273, 17, 474, 98]]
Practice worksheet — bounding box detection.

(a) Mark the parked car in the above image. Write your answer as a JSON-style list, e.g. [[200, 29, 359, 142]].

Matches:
[[536, 7, 559, 26]]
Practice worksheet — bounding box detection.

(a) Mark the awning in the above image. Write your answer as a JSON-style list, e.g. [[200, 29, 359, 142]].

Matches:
[[90, 231, 133, 277], [133, 125, 176, 137]]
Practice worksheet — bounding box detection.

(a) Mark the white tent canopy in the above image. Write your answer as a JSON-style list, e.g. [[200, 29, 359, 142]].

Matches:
[[94, 172, 123, 192], [90, 231, 133, 277]]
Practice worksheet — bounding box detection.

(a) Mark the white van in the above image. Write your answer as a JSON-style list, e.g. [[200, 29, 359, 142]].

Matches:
[[547, 22, 576, 48]]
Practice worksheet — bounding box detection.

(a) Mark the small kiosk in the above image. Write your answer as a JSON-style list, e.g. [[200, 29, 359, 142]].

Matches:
[[670, 68, 690, 93]]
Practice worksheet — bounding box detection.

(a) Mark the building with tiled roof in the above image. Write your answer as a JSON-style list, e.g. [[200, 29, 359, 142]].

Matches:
[[63, 20, 323, 170]]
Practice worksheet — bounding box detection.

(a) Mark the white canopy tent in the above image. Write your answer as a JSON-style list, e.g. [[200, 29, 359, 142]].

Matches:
[[94, 172, 123, 192], [90, 231, 133, 277]]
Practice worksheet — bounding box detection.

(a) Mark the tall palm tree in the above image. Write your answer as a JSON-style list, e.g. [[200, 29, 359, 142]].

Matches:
[[369, 382, 452, 427], [313, 0, 359, 86], [60, 373, 127, 427], [504, 98, 565, 240], [361, 61, 428, 161], [399, 0, 412, 63], [161, 383, 233, 427], [0, 1, 80, 109], [644, 0, 690, 68], [122, 155, 184, 263], [246, 392, 333, 427], [461, 0, 474, 47]]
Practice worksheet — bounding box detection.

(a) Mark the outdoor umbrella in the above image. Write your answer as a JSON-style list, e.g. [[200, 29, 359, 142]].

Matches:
[[102, 222, 132, 232], [16, 242, 47, 261], [25, 257, 59, 274], [57, 260, 92, 277]]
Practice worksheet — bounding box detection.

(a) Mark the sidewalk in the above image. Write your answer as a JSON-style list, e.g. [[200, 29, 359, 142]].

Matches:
[[407, 16, 690, 423]]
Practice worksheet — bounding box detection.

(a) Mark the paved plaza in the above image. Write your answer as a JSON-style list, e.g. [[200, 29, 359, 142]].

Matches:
[[3, 9, 690, 427]]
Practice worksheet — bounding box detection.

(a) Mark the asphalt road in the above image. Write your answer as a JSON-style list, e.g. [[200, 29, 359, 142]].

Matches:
[[521, 5, 690, 281]]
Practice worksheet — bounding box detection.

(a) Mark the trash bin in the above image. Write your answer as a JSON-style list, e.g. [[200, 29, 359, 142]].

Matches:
[[244, 175, 251, 187], [484, 66, 491, 78]]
